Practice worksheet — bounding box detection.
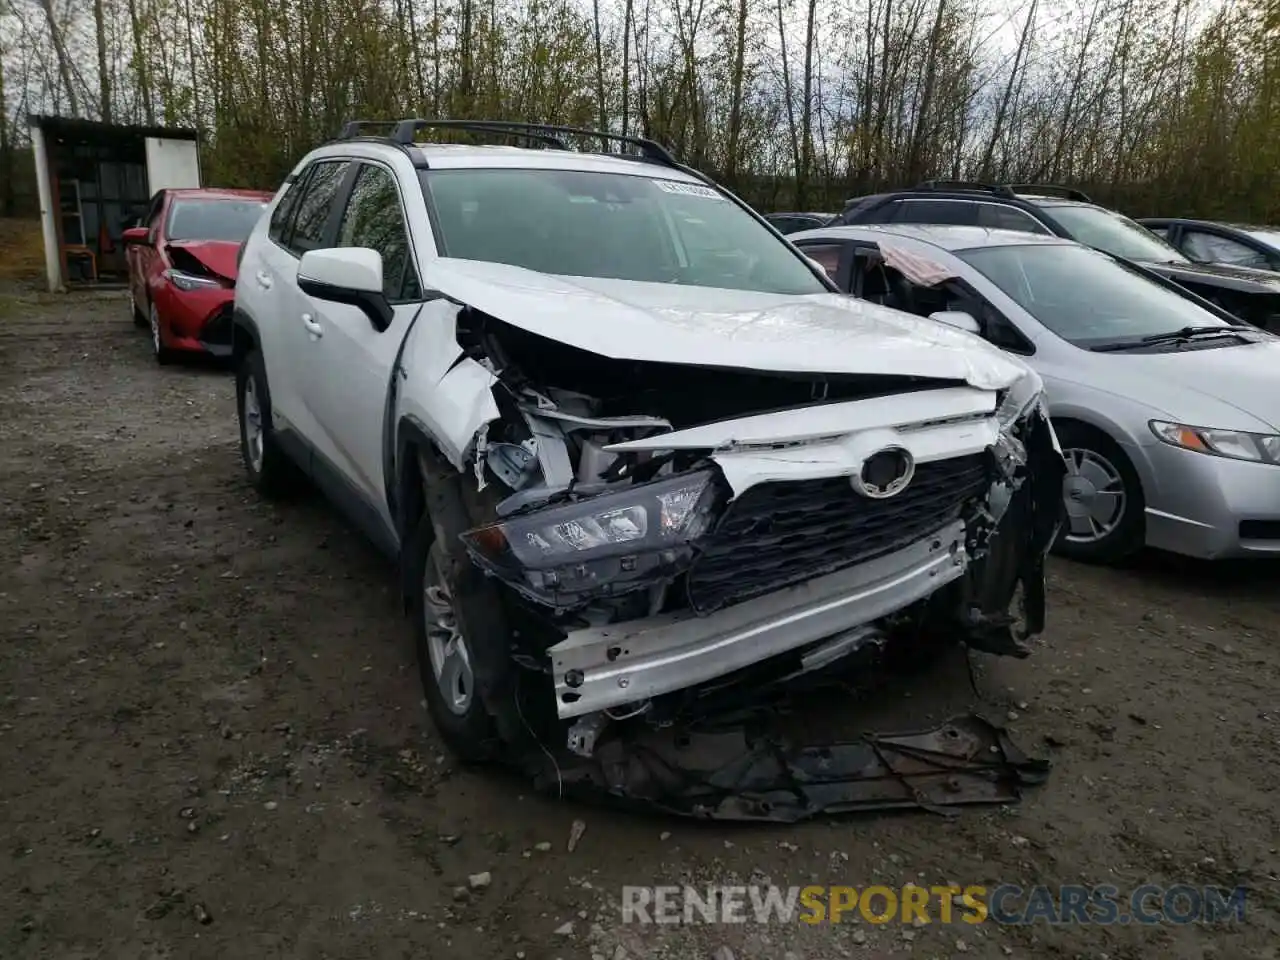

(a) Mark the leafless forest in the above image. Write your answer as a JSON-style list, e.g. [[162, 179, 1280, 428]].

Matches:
[[1, 0, 1277, 219]]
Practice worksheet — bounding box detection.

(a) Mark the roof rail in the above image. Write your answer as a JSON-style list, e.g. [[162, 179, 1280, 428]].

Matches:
[[912, 179, 1017, 198], [1003, 183, 1093, 203], [336, 118, 680, 168]]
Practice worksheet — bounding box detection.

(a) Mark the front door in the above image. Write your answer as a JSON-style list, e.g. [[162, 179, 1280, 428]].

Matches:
[[299, 161, 425, 535]]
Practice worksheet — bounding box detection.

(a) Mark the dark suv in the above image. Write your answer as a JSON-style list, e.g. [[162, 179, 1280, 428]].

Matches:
[[835, 182, 1280, 328]]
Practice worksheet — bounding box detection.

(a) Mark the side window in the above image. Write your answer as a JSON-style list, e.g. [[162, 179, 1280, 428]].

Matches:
[[268, 170, 309, 246], [793, 242, 845, 286], [1145, 224, 1169, 238], [1182, 230, 1270, 269], [892, 200, 979, 226], [769, 217, 798, 234], [287, 160, 351, 256], [335, 164, 421, 303], [977, 203, 1052, 235]]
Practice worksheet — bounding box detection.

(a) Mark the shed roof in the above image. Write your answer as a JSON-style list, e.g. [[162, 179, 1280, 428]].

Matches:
[[27, 114, 199, 142]]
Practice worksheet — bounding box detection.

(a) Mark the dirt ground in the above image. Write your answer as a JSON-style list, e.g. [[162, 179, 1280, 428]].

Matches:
[[2, 292, 1278, 960]]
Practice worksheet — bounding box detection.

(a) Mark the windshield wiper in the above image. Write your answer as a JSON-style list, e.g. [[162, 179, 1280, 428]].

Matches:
[[1088, 324, 1255, 352], [1140, 324, 1254, 344]]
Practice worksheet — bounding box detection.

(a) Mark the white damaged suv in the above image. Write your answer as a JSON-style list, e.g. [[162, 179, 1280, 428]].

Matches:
[[232, 120, 1065, 762]]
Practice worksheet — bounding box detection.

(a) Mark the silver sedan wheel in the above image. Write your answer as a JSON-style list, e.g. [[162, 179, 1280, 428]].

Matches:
[[241, 376, 265, 474], [423, 548, 474, 715], [1061, 446, 1126, 543]]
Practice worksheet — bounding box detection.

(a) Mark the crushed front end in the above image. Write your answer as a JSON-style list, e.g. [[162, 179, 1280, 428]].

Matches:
[[448, 315, 1066, 757]]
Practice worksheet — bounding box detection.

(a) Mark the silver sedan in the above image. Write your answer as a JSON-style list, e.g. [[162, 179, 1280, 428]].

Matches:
[[789, 222, 1280, 562]]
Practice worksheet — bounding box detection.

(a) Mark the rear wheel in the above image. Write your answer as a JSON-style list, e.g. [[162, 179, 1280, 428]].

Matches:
[[236, 348, 302, 498], [1052, 422, 1145, 564], [130, 290, 147, 328]]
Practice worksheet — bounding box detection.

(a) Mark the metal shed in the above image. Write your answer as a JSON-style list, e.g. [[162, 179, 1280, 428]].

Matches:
[[28, 115, 203, 292]]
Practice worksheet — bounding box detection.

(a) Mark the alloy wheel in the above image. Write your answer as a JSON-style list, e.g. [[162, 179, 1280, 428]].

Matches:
[[1061, 446, 1127, 544], [241, 376, 265, 474], [422, 548, 474, 716], [150, 304, 162, 356]]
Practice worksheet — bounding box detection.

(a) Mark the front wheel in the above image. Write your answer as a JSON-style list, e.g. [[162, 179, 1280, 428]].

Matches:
[[149, 302, 173, 365], [1052, 422, 1145, 564], [407, 519, 501, 763]]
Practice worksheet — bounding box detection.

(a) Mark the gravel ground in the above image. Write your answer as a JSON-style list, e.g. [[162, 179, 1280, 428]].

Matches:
[[1, 292, 1278, 960]]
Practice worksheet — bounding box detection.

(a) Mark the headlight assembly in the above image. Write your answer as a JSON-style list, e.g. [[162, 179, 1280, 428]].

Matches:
[[165, 268, 223, 291], [996, 369, 1045, 427], [460, 470, 722, 604], [1149, 420, 1280, 464]]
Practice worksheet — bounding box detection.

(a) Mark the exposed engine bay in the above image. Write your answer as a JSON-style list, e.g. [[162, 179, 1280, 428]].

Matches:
[[425, 308, 1065, 777]]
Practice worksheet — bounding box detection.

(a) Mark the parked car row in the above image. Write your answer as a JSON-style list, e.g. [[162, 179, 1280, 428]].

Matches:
[[786, 222, 1280, 563], [771, 182, 1280, 329], [122, 123, 1277, 769]]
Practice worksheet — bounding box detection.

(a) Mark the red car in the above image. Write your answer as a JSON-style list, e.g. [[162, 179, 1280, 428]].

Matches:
[[123, 188, 272, 364]]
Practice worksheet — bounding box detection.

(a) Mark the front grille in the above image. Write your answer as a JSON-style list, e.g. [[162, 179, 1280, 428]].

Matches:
[[200, 305, 234, 347], [686, 454, 991, 614]]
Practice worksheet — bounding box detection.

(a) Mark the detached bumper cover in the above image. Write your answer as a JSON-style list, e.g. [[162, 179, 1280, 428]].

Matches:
[[550, 519, 968, 719]]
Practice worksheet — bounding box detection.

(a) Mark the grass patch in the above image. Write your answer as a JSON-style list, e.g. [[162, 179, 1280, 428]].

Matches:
[[0, 218, 45, 284]]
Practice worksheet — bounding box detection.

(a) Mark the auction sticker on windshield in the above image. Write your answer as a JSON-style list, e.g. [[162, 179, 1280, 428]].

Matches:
[[652, 180, 724, 200]]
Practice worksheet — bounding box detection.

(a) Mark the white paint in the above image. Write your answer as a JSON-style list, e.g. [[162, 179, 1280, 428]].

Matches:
[[298, 247, 382, 293], [144, 137, 201, 191], [425, 257, 1030, 391], [606, 386, 996, 452], [29, 125, 62, 292], [604, 386, 1000, 494]]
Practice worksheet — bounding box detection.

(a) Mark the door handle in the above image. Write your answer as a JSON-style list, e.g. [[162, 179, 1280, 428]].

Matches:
[[301, 313, 323, 338], [255, 271, 273, 289]]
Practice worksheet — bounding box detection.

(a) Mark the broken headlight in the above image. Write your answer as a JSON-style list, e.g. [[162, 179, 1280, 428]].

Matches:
[[995, 368, 1045, 428], [460, 470, 721, 604]]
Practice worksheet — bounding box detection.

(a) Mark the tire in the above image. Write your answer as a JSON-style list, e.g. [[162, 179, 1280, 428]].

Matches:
[[149, 302, 173, 365], [1052, 421, 1145, 564], [236, 348, 302, 498], [130, 290, 147, 328], [406, 515, 502, 763]]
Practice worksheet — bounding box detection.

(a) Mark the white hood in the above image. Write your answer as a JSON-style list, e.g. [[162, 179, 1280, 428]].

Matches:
[[429, 258, 1029, 391]]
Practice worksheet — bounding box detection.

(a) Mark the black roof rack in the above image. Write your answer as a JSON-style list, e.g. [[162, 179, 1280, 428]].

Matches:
[[911, 179, 1017, 198], [336, 118, 680, 169], [1003, 183, 1093, 203]]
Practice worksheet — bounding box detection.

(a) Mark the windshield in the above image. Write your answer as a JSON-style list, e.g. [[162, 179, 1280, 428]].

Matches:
[[419, 168, 828, 295], [167, 199, 268, 242], [957, 243, 1229, 348], [1041, 204, 1190, 263]]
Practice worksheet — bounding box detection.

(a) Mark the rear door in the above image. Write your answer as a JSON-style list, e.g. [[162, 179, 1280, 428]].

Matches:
[[255, 159, 354, 443], [300, 161, 425, 535]]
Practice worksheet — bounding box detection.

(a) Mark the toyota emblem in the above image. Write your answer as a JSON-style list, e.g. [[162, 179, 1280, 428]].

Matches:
[[850, 447, 915, 499]]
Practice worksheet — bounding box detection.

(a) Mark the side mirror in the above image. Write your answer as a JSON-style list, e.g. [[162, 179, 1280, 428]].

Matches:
[[122, 226, 151, 245], [929, 310, 981, 335], [297, 247, 392, 331]]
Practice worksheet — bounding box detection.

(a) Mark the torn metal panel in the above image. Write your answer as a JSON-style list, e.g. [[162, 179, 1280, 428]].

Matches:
[[549, 521, 969, 719], [396, 299, 501, 471], [426, 257, 1031, 390], [539, 713, 1050, 822], [604, 385, 995, 452], [879, 242, 960, 287]]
